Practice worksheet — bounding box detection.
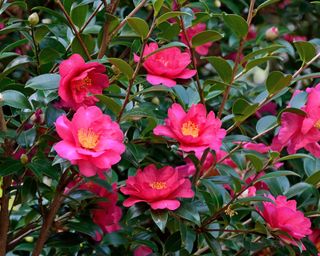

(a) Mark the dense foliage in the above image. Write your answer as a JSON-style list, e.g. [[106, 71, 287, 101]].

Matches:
[[1, 0, 320, 255]]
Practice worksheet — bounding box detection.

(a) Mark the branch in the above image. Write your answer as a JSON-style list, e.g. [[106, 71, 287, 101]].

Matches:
[[217, 0, 256, 118], [31, 170, 75, 256], [55, 0, 92, 60]]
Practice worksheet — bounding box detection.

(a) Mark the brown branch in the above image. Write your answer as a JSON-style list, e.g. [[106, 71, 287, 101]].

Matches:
[[117, 19, 157, 122], [31, 170, 75, 256], [217, 0, 256, 118], [55, 0, 92, 60]]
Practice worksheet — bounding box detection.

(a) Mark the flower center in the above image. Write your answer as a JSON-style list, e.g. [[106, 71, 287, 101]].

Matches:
[[149, 181, 167, 190], [78, 128, 99, 150], [315, 120, 320, 129], [181, 121, 199, 138], [76, 76, 92, 91]]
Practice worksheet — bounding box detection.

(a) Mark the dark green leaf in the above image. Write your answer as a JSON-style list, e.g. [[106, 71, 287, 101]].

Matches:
[[256, 115, 278, 134], [25, 74, 60, 90], [151, 210, 168, 232], [0, 159, 24, 177], [127, 17, 149, 39], [203, 233, 222, 256], [232, 98, 259, 122], [191, 30, 223, 47], [294, 41, 316, 63], [255, 171, 300, 183], [204, 56, 232, 83], [108, 58, 134, 79], [2, 90, 32, 109], [156, 11, 192, 25], [266, 71, 292, 95], [222, 13, 248, 38]]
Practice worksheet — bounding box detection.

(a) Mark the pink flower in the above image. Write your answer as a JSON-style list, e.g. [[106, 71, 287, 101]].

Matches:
[[258, 195, 312, 250], [54, 106, 125, 177], [179, 23, 213, 56], [134, 245, 153, 256], [134, 43, 196, 87], [265, 26, 279, 41], [58, 54, 109, 110], [246, 25, 257, 41], [309, 229, 320, 253], [120, 164, 194, 210], [283, 34, 307, 43], [272, 85, 320, 157], [154, 103, 226, 158], [256, 102, 277, 118], [80, 182, 122, 241], [278, 0, 291, 9]]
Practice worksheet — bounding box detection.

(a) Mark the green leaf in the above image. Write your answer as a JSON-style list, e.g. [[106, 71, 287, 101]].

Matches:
[[0, 159, 24, 177], [127, 17, 149, 39], [152, 0, 164, 16], [203, 233, 222, 256], [2, 90, 32, 109], [96, 95, 121, 115], [0, 1, 27, 15], [256, 115, 278, 134], [71, 34, 95, 59], [108, 58, 134, 79], [232, 98, 259, 122], [175, 202, 200, 225], [204, 56, 233, 83], [191, 30, 223, 47], [70, 4, 88, 28], [256, 0, 281, 12], [305, 171, 320, 186], [165, 232, 181, 252], [151, 210, 168, 232], [255, 171, 300, 183], [25, 74, 60, 90], [156, 11, 192, 25], [237, 195, 273, 204], [246, 153, 264, 171], [266, 71, 292, 95], [28, 158, 60, 180], [222, 13, 248, 38], [243, 44, 284, 62], [1, 55, 33, 78], [245, 56, 279, 73], [294, 41, 316, 63], [277, 153, 313, 162]]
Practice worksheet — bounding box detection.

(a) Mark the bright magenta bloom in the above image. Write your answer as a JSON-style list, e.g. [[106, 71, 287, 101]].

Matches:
[[54, 106, 125, 177], [179, 23, 213, 56], [134, 43, 196, 87], [272, 85, 320, 157], [154, 103, 226, 158], [134, 245, 153, 256], [258, 195, 312, 249], [120, 164, 194, 210], [80, 182, 122, 241], [58, 54, 109, 110]]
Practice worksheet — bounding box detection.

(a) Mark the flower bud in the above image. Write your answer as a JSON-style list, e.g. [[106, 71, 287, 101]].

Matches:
[[28, 12, 39, 26], [253, 67, 268, 84], [214, 0, 221, 8], [20, 154, 29, 165], [151, 97, 160, 105], [265, 26, 279, 41], [25, 236, 34, 243]]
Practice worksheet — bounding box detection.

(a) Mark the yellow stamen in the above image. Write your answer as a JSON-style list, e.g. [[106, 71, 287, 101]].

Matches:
[[181, 121, 199, 138], [77, 76, 92, 91], [149, 181, 167, 190], [315, 120, 320, 129], [78, 128, 99, 150]]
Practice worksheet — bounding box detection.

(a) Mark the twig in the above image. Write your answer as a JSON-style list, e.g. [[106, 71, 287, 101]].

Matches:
[[31, 170, 75, 256], [217, 0, 256, 118], [55, 0, 92, 60], [117, 18, 157, 122]]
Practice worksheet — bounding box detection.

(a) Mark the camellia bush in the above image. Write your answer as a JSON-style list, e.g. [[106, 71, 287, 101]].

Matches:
[[2, 0, 320, 255]]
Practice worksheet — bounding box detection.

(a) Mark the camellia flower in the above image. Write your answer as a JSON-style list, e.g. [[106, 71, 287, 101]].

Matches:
[[134, 245, 153, 256], [54, 106, 125, 177], [265, 26, 279, 41], [120, 164, 194, 210], [283, 34, 307, 43], [58, 54, 109, 110], [154, 103, 226, 158], [272, 85, 320, 157], [179, 23, 213, 56], [257, 195, 312, 250], [80, 182, 122, 241], [309, 229, 320, 254], [134, 42, 196, 87]]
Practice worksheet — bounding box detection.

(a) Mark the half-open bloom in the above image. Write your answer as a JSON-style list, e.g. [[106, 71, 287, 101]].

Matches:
[[134, 43, 196, 87], [154, 103, 226, 158], [120, 164, 194, 210], [134, 245, 153, 256], [80, 182, 122, 241], [179, 23, 213, 56], [272, 84, 320, 157], [58, 54, 109, 110], [54, 106, 125, 177], [258, 195, 312, 249]]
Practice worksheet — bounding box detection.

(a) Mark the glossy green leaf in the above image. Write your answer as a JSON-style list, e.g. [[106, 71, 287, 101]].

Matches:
[[277, 153, 313, 162], [245, 56, 279, 73], [203, 233, 222, 256], [2, 90, 32, 109], [255, 171, 300, 183], [152, 0, 164, 16], [294, 41, 316, 63], [256, 0, 281, 12], [191, 30, 223, 47], [305, 170, 320, 186], [108, 58, 134, 79], [25, 74, 60, 90], [266, 71, 292, 95], [175, 202, 200, 225], [243, 44, 284, 62], [222, 13, 248, 38], [256, 115, 278, 134], [156, 11, 192, 25], [203, 56, 232, 83], [232, 98, 259, 122], [151, 210, 168, 232], [127, 17, 149, 39], [0, 159, 24, 177]]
